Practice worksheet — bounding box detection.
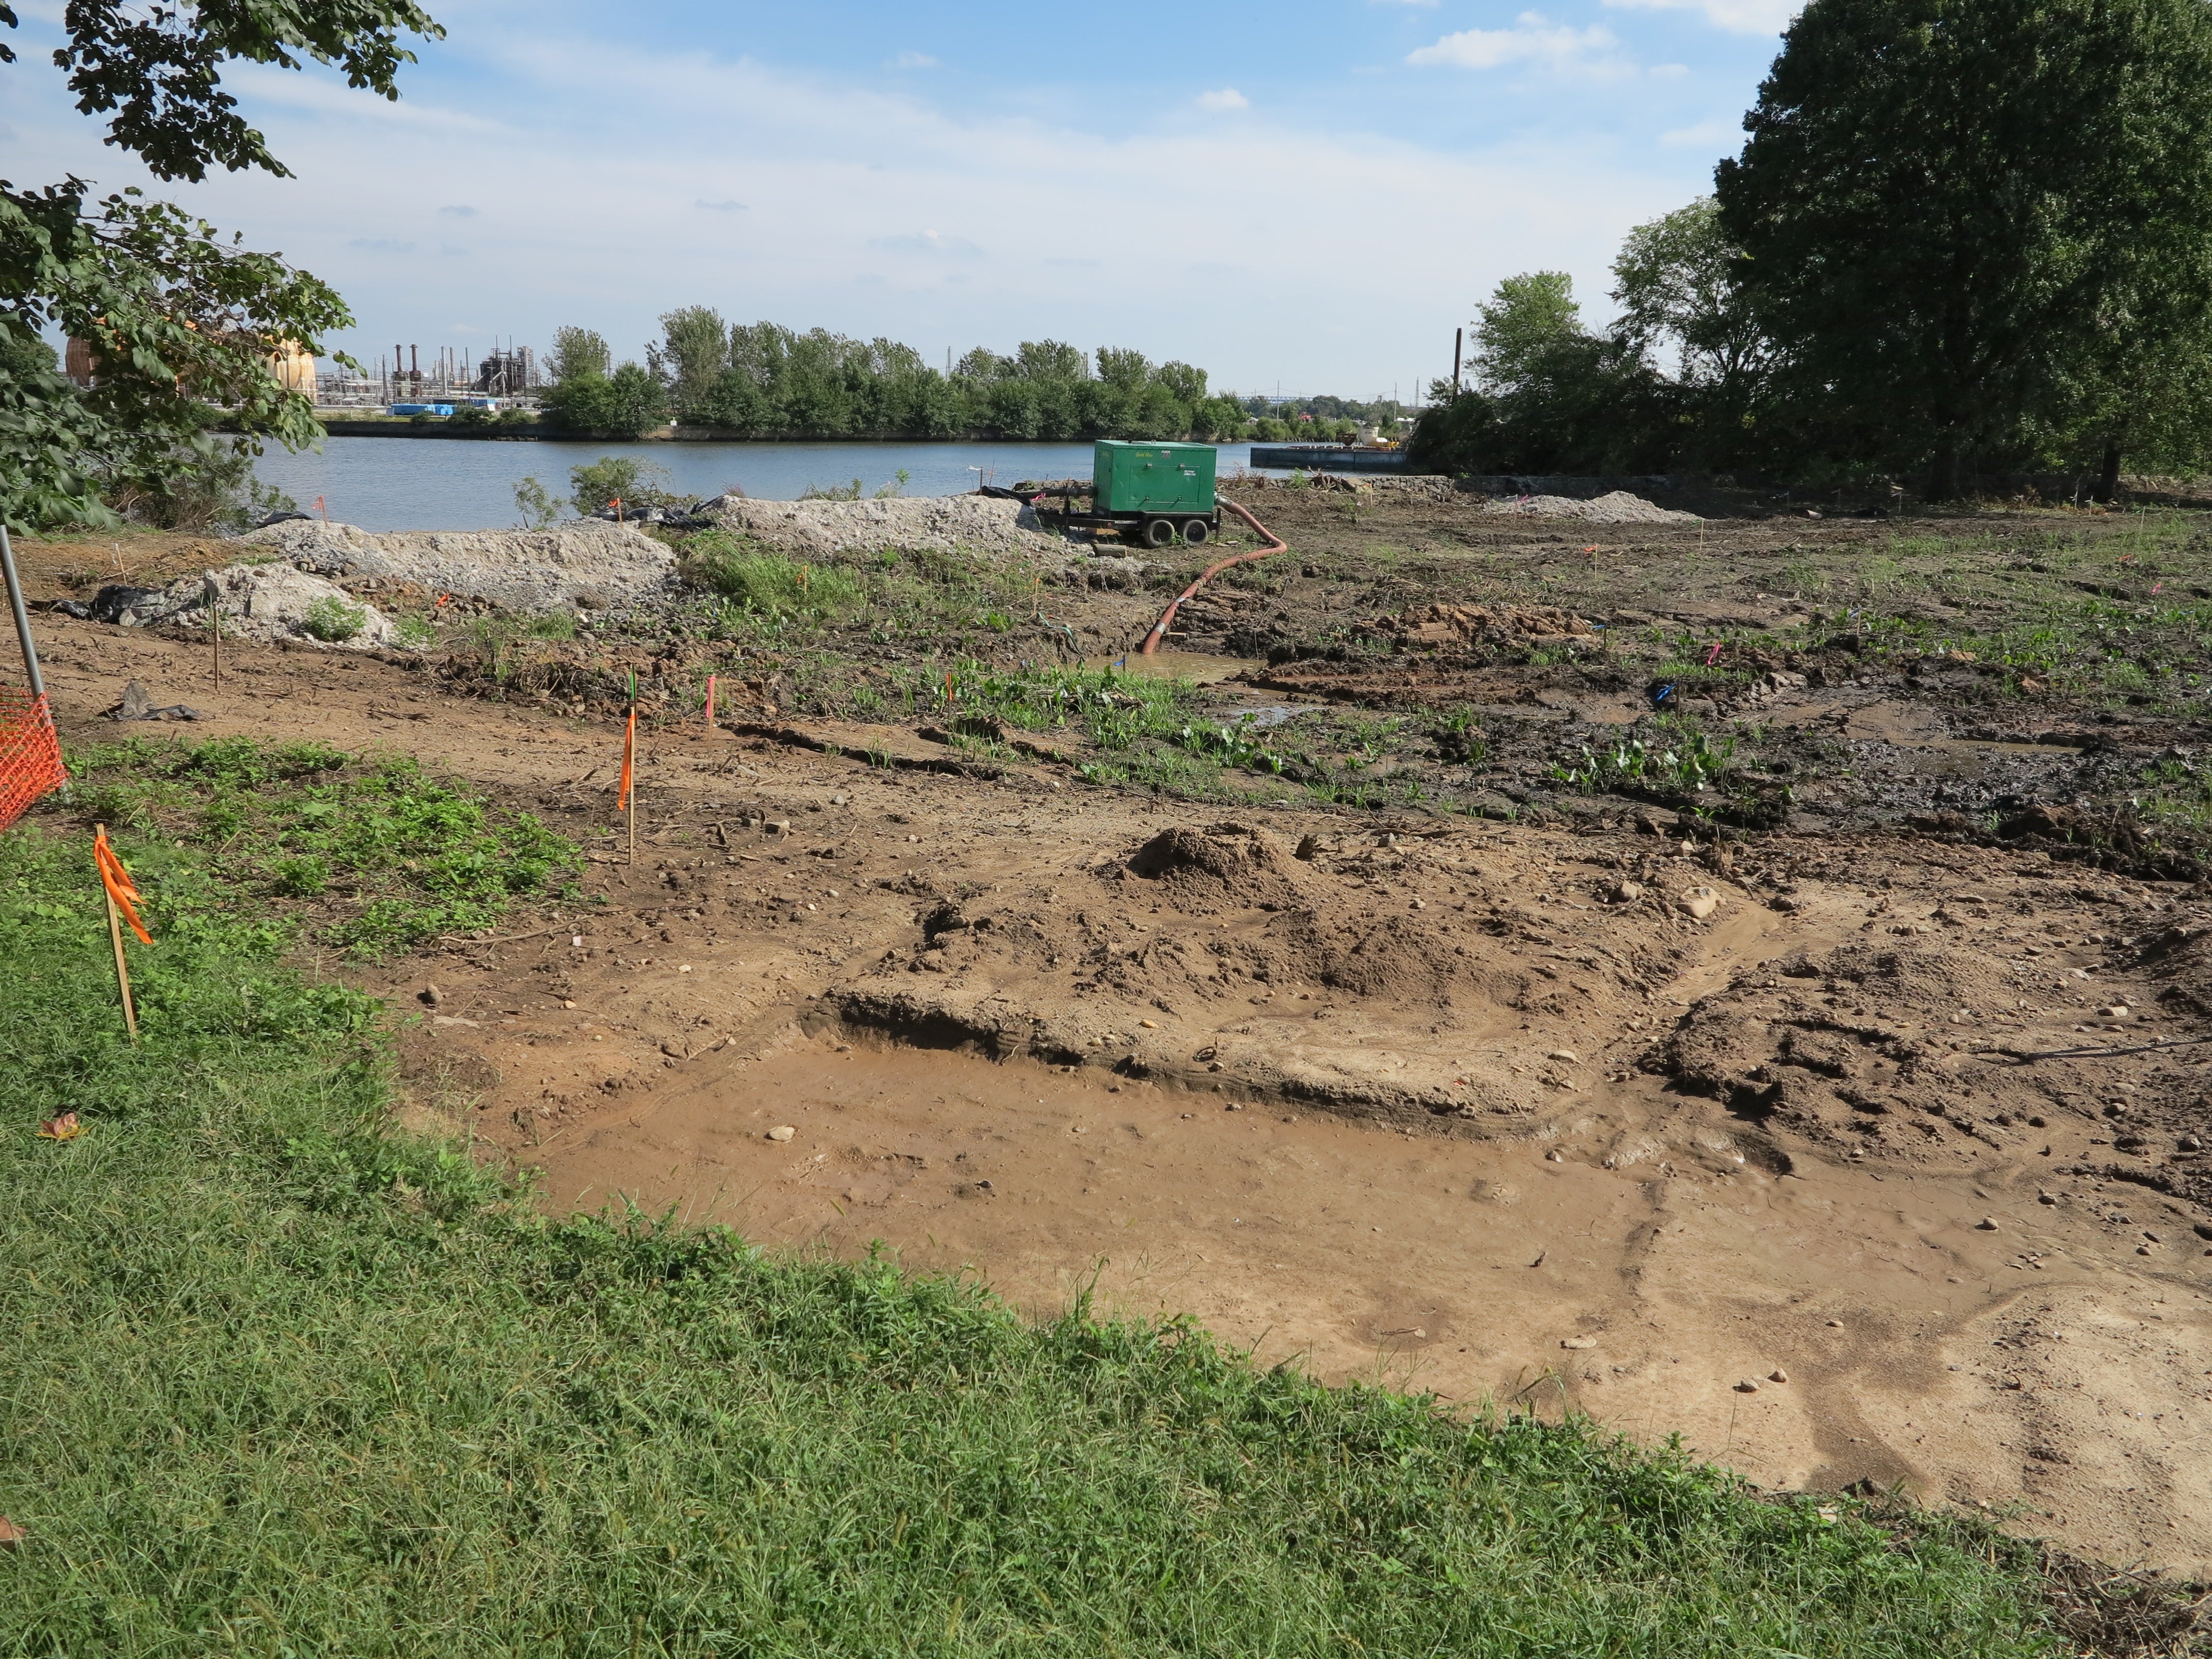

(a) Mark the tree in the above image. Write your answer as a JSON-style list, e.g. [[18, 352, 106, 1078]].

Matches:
[[656, 306, 728, 418], [1610, 198, 1769, 423], [1463, 272, 1670, 471], [1715, 0, 2212, 497], [1, 1, 442, 530], [548, 326, 610, 385]]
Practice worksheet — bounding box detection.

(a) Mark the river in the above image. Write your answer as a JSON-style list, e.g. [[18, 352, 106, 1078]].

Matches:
[[250, 437, 1272, 532]]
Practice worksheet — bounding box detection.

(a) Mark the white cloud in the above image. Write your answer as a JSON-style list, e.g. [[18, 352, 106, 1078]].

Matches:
[[695, 198, 748, 211], [1407, 14, 1627, 73], [1195, 87, 1250, 112], [1660, 117, 1738, 147], [892, 51, 939, 69], [5, 19, 1718, 390], [1603, 0, 1799, 34], [869, 229, 982, 256]]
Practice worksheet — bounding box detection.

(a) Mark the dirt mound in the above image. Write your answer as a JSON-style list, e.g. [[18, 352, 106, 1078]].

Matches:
[[701, 494, 1067, 561], [1480, 490, 1699, 524], [238, 519, 676, 613], [116, 564, 401, 651], [1356, 602, 1597, 649], [1123, 823, 1307, 913]]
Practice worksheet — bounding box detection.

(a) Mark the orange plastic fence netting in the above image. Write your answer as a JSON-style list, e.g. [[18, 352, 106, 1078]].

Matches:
[[0, 684, 67, 834]]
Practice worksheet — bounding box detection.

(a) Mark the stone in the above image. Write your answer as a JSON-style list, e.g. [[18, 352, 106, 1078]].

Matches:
[[1976, 1217, 1999, 1230], [1679, 887, 1721, 921], [1544, 1148, 1564, 1162], [1768, 1368, 1789, 1384], [1548, 1050, 1580, 1064], [1560, 1336, 1597, 1349], [1612, 880, 1644, 903], [766, 1125, 796, 1142], [1734, 1379, 1761, 1393]]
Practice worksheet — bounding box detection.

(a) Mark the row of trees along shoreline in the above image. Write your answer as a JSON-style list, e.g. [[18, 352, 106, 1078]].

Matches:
[[540, 315, 1407, 445]]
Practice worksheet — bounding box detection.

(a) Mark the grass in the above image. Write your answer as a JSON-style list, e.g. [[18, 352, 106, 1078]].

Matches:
[[0, 809, 2082, 1656], [61, 736, 579, 956]]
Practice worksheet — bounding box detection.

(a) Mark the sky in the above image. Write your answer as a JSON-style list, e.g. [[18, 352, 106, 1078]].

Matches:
[[4, 0, 1796, 401]]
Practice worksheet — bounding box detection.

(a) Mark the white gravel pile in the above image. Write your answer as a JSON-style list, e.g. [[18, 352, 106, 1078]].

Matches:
[[1479, 490, 1699, 524], [237, 519, 678, 611], [700, 493, 1066, 561], [125, 564, 401, 650]]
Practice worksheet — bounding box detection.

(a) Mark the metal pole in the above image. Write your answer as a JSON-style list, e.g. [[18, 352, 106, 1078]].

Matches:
[[0, 524, 49, 703]]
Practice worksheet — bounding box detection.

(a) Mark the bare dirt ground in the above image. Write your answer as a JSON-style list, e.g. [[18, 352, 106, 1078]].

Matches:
[[18, 496, 2212, 1579]]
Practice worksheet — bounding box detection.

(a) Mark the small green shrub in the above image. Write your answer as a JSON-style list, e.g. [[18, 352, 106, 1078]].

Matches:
[[302, 595, 368, 643]]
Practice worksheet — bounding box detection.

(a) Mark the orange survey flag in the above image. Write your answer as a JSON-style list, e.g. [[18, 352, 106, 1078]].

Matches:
[[617, 705, 636, 810], [94, 825, 152, 944]]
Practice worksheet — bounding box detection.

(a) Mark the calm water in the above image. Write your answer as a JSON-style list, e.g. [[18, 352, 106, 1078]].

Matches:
[[251, 437, 1269, 532]]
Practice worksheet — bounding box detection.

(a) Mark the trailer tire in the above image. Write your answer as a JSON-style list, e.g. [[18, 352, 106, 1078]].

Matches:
[[1182, 517, 1211, 547], [1143, 516, 1178, 548]]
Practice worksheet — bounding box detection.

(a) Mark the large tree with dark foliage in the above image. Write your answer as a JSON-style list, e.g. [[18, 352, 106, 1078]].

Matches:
[[1, 1, 442, 529], [1714, 0, 2212, 497]]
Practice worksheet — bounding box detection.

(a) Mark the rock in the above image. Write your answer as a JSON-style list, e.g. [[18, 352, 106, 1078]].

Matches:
[[1825, 1318, 1844, 1328], [1612, 880, 1644, 903], [1679, 887, 1721, 921], [765, 819, 791, 835], [2098, 1005, 2130, 1019], [1139, 1018, 1159, 1029], [828, 793, 847, 806], [765, 1125, 796, 1142], [1768, 1368, 1789, 1384], [1560, 1336, 1597, 1349], [1976, 1216, 1999, 1230], [1544, 1148, 1564, 1162], [1734, 1379, 1761, 1393], [419, 985, 441, 1006], [1295, 834, 1321, 860], [1547, 1050, 1580, 1064], [2039, 1192, 2057, 1205], [104, 679, 204, 721]]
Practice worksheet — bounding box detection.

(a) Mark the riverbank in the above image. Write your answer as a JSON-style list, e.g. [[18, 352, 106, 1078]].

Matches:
[[247, 437, 1268, 531]]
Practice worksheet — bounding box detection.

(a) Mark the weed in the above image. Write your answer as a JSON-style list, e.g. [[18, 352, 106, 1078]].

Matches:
[[302, 594, 369, 643], [59, 736, 578, 956]]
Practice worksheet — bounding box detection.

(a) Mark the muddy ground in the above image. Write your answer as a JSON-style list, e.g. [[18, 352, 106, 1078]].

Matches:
[[18, 486, 2212, 1579]]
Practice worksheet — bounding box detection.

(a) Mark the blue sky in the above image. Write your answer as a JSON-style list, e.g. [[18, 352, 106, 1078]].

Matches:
[[6, 0, 1794, 397]]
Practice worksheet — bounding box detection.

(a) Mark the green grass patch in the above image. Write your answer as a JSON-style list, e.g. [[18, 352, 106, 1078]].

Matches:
[[0, 817, 2082, 1655], [62, 736, 579, 956]]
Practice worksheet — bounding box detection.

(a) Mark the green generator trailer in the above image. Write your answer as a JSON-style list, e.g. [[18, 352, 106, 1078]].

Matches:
[[1030, 440, 1220, 547]]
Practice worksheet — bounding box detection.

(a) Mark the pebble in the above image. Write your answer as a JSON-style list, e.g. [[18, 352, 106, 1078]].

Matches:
[[828, 793, 847, 806], [1679, 887, 1721, 921], [420, 983, 441, 1006], [1976, 1217, 2000, 1230], [1560, 1336, 1597, 1350], [1548, 1050, 1580, 1064], [1768, 1368, 1789, 1384], [1545, 1149, 1564, 1162], [1825, 1319, 1844, 1328], [765, 819, 791, 834], [1613, 880, 1644, 903], [765, 1125, 795, 1142], [2099, 1005, 2131, 1019], [571, 935, 584, 947], [562, 999, 576, 1009], [1139, 1018, 1158, 1029], [1735, 1379, 1761, 1393]]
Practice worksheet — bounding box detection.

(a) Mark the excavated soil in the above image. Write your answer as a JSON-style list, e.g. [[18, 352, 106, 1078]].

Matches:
[[17, 492, 2212, 1581]]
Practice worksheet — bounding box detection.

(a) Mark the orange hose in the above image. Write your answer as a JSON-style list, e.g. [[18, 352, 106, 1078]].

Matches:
[[1138, 497, 1287, 655]]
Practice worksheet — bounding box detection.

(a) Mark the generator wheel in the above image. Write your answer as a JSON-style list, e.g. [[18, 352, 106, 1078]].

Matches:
[[1143, 516, 1177, 548], [1182, 517, 1211, 547]]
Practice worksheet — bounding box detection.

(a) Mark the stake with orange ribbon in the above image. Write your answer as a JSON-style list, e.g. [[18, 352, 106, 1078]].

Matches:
[[93, 823, 148, 1039], [618, 669, 637, 865]]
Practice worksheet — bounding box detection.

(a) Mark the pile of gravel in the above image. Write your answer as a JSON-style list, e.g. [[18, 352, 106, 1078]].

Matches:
[[236, 519, 677, 611], [102, 564, 401, 650], [1478, 490, 1699, 524], [699, 493, 1067, 561]]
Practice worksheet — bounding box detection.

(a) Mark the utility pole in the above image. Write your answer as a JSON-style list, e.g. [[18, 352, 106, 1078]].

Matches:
[[1452, 327, 1462, 396]]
